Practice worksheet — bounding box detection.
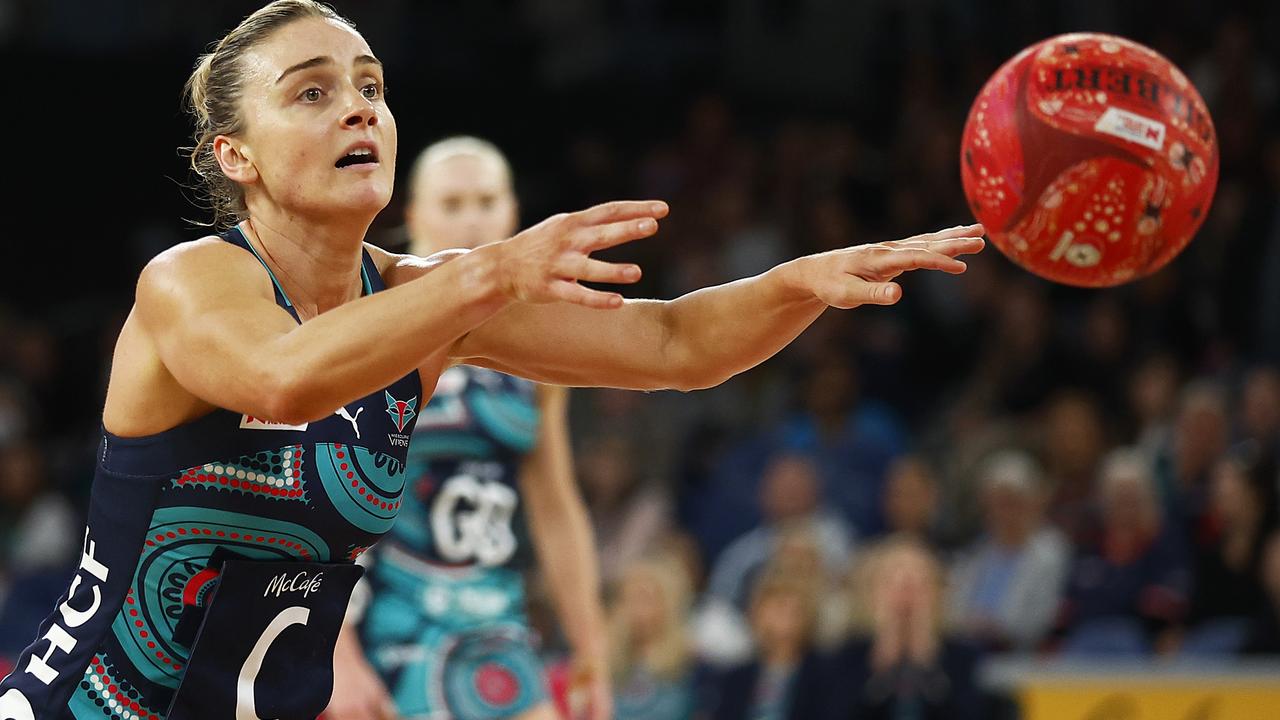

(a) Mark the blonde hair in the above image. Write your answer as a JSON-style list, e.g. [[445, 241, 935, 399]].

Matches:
[[749, 564, 822, 643], [1099, 447, 1162, 529], [841, 535, 946, 637], [608, 554, 692, 683], [407, 135, 514, 201], [183, 0, 355, 227]]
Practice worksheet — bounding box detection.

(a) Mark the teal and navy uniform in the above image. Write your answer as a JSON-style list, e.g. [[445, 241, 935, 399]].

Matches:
[[357, 365, 546, 720], [0, 226, 421, 720]]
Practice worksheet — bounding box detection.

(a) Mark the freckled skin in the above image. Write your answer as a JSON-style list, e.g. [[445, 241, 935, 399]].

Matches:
[[230, 18, 398, 221]]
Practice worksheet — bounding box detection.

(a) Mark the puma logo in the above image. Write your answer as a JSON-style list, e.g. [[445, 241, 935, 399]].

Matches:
[[335, 406, 364, 439]]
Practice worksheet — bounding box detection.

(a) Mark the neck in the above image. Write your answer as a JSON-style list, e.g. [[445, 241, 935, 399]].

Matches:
[[242, 204, 372, 316], [763, 644, 800, 668], [995, 526, 1032, 549]]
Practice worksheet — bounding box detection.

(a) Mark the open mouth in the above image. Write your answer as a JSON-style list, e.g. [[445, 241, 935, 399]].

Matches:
[[335, 148, 379, 168]]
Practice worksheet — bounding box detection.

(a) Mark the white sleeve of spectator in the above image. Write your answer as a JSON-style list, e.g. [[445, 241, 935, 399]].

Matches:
[[1004, 529, 1071, 650]]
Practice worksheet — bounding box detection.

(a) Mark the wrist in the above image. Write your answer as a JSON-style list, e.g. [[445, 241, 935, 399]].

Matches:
[[769, 257, 821, 304], [455, 243, 513, 312], [571, 641, 609, 676]]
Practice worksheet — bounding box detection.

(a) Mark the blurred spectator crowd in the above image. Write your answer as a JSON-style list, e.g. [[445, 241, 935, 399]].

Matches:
[[3, 0, 1280, 717]]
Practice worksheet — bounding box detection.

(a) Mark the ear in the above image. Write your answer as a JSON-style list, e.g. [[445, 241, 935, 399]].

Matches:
[[212, 134, 259, 185]]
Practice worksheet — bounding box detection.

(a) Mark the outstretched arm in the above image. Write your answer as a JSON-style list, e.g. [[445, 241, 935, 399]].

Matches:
[[450, 225, 985, 391], [130, 202, 664, 426]]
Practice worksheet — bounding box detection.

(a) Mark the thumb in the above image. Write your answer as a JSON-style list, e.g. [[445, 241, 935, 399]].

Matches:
[[865, 281, 901, 306]]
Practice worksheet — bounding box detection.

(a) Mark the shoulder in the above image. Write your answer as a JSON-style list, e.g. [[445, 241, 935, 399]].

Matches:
[[138, 235, 260, 289], [135, 235, 272, 315], [364, 242, 470, 287]]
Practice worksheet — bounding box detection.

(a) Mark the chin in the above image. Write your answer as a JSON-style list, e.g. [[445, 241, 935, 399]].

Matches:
[[339, 184, 393, 217]]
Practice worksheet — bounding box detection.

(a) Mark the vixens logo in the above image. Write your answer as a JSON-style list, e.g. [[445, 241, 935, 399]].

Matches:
[[385, 391, 418, 434]]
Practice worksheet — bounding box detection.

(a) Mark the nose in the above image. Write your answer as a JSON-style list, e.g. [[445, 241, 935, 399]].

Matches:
[[341, 94, 378, 128]]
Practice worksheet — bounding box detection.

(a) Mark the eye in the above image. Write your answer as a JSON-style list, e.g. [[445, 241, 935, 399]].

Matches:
[[301, 87, 323, 103], [361, 83, 381, 100]]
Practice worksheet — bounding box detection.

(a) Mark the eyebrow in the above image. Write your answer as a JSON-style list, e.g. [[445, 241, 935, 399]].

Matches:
[[276, 54, 383, 84]]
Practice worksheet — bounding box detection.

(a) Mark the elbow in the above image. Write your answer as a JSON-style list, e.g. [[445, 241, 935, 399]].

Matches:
[[665, 369, 726, 393], [659, 349, 730, 392], [655, 316, 729, 393], [258, 368, 319, 426]]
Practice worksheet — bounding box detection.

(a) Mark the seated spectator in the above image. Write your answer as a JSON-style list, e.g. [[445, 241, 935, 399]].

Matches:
[[774, 352, 905, 536], [579, 433, 674, 586], [1153, 381, 1229, 544], [1238, 365, 1280, 467], [609, 555, 698, 720], [797, 538, 980, 720], [1041, 390, 1107, 547], [1243, 530, 1280, 655], [1126, 353, 1180, 460], [709, 568, 824, 720], [0, 439, 78, 573], [1057, 449, 1190, 650], [704, 453, 852, 610], [882, 455, 942, 545], [947, 450, 1069, 651], [0, 439, 78, 661], [1185, 448, 1271, 626], [696, 521, 836, 667]]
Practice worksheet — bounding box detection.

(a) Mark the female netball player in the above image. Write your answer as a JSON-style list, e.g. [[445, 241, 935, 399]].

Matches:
[[0, 2, 982, 719], [325, 137, 613, 720]]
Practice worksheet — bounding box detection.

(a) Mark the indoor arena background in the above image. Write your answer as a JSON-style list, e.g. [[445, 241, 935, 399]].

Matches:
[[3, 1, 1280, 718]]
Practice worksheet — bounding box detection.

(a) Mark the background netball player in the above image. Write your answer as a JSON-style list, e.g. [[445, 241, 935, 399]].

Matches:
[[326, 137, 612, 720]]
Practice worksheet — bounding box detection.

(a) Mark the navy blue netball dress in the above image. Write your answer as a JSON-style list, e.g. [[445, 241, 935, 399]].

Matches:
[[0, 225, 421, 720]]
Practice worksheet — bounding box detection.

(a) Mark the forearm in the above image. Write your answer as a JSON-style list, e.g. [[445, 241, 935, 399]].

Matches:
[[457, 226, 982, 391], [661, 260, 825, 390], [532, 494, 608, 662], [267, 248, 508, 421], [522, 391, 609, 667]]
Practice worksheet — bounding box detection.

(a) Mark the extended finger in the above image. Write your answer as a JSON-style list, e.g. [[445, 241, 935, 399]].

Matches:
[[914, 235, 986, 257], [899, 223, 985, 244], [927, 223, 984, 240], [861, 248, 968, 276], [565, 257, 643, 285], [575, 217, 661, 252], [574, 200, 670, 226], [550, 280, 626, 309]]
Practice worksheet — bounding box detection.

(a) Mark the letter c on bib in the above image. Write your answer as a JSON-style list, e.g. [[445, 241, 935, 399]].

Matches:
[[236, 606, 310, 720], [0, 689, 35, 720]]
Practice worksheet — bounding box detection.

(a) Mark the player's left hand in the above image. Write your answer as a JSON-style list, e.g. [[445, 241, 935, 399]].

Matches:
[[789, 223, 986, 309]]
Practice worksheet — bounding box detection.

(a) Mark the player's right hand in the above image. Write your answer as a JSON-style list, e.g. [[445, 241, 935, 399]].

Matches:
[[489, 200, 668, 309], [791, 223, 985, 309]]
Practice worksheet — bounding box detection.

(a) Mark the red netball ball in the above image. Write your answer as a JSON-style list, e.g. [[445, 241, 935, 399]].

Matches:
[[960, 33, 1218, 287]]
